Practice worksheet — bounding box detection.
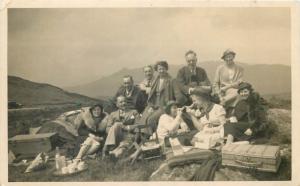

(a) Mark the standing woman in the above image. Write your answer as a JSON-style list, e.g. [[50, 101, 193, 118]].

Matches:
[[142, 61, 177, 135], [224, 82, 268, 144], [213, 49, 244, 107]]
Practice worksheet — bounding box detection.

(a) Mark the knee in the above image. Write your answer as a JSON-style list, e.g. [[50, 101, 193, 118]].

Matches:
[[82, 137, 93, 146]]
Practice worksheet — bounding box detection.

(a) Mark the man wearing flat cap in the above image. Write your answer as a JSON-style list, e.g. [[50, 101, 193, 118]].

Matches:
[[213, 49, 244, 107], [176, 50, 212, 106]]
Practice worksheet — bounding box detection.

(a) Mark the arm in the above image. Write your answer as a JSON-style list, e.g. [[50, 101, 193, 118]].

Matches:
[[176, 68, 190, 95], [213, 66, 221, 95]]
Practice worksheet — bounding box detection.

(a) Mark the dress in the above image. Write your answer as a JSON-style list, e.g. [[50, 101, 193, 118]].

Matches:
[[213, 64, 243, 106]]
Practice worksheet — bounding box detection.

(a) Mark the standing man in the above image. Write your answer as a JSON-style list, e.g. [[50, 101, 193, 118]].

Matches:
[[113, 75, 147, 113], [176, 50, 211, 106], [139, 65, 155, 96]]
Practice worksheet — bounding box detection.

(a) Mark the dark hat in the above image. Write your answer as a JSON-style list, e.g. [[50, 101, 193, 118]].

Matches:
[[154, 61, 169, 71], [221, 49, 236, 60], [238, 82, 253, 93], [190, 88, 210, 99], [164, 100, 179, 114]]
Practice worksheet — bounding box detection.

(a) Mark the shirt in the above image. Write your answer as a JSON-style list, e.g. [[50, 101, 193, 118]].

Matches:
[[156, 114, 189, 141]]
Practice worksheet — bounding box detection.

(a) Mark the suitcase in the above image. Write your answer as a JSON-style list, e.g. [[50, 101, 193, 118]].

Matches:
[[8, 133, 58, 157], [222, 144, 281, 173]]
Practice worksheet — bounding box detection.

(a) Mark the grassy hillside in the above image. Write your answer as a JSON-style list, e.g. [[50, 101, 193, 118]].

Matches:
[[8, 76, 103, 107]]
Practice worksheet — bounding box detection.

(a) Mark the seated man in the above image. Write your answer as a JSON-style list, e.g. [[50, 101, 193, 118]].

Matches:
[[102, 96, 141, 159], [176, 50, 212, 106], [113, 75, 147, 113]]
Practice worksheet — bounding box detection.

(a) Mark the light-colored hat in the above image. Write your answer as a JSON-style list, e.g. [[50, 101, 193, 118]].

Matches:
[[221, 49, 236, 60]]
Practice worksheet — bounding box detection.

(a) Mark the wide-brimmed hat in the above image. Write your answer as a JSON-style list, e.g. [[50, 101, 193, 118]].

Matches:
[[238, 82, 253, 93], [164, 100, 179, 114], [190, 88, 210, 99], [221, 49, 236, 60]]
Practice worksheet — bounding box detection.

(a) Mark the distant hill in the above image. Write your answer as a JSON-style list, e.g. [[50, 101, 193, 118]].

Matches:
[[66, 61, 291, 99], [8, 76, 102, 107]]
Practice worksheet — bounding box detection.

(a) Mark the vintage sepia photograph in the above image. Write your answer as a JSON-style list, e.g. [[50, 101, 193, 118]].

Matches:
[[2, 3, 298, 184]]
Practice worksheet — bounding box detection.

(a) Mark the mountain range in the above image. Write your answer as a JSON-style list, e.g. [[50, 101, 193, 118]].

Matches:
[[66, 61, 291, 99]]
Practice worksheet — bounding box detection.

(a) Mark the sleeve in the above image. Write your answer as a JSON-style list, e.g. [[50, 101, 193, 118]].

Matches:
[[233, 101, 249, 121], [216, 105, 227, 125], [105, 114, 115, 133], [213, 66, 222, 94], [176, 68, 190, 95], [97, 114, 109, 133], [199, 69, 211, 86], [231, 66, 244, 88], [136, 89, 147, 113], [74, 112, 84, 131], [250, 93, 268, 132]]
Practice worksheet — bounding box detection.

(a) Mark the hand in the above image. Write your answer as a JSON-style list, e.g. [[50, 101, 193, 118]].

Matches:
[[176, 109, 183, 117], [188, 87, 195, 94], [244, 128, 253, 136], [93, 136, 103, 142]]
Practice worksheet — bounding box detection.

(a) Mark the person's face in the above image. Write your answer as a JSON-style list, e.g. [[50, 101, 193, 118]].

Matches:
[[157, 65, 167, 77], [144, 67, 154, 79], [191, 95, 205, 107], [170, 105, 178, 117], [117, 97, 126, 110], [223, 54, 235, 65], [123, 77, 133, 90], [92, 106, 102, 118], [239, 88, 251, 100], [185, 53, 197, 68]]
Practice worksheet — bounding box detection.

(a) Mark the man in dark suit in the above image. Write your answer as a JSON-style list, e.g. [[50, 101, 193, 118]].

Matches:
[[113, 75, 147, 113], [175, 50, 212, 106]]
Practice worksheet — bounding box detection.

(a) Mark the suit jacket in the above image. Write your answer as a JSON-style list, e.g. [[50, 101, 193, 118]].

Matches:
[[113, 85, 147, 113], [105, 109, 141, 133], [176, 66, 211, 105], [147, 74, 177, 108]]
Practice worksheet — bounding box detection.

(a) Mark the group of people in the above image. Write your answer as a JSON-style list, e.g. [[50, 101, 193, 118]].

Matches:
[[48, 49, 268, 163]]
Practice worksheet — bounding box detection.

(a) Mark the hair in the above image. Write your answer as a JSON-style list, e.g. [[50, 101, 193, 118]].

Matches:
[[143, 65, 154, 71], [154, 61, 169, 71], [89, 103, 104, 114], [123, 75, 133, 82], [185, 50, 197, 57], [237, 82, 254, 94], [164, 100, 178, 115]]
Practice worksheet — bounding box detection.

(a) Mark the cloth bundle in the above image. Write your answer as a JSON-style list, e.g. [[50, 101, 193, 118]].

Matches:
[[167, 149, 213, 168], [25, 152, 49, 173]]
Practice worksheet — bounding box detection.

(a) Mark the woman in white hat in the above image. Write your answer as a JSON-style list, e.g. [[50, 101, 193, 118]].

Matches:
[[213, 49, 244, 107]]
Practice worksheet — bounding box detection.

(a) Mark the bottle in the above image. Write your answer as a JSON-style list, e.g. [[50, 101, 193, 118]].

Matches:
[[55, 147, 61, 170]]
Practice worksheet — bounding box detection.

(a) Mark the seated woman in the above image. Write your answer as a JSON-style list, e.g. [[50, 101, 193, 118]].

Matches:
[[213, 49, 243, 108], [224, 82, 268, 144], [73, 104, 108, 161], [37, 103, 108, 158], [187, 88, 227, 132], [156, 100, 190, 144]]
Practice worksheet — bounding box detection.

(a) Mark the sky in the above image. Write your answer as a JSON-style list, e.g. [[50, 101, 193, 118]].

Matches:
[[8, 8, 291, 87]]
